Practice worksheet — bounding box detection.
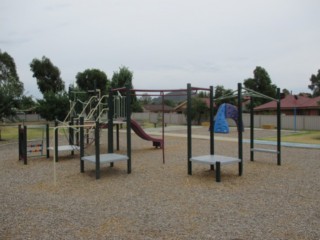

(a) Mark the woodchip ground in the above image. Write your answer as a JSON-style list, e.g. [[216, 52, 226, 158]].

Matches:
[[1, 127, 319, 239]]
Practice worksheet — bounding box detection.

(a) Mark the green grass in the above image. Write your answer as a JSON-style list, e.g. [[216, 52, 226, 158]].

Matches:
[[261, 131, 320, 144], [0, 125, 51, 142], [2, 124, 320, 145]]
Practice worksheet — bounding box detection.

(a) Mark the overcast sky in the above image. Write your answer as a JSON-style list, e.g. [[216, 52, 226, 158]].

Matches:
[[1, 0, 319, 98]]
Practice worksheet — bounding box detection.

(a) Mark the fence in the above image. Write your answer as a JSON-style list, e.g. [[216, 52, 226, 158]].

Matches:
[[9, 112, 319, 130], [240, 114, 320, 131], [132, 112, 320, 131], [15, 113, 45, 122]]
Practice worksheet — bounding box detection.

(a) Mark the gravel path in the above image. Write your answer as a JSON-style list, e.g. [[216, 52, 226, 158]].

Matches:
[[1, 127, 319, 239]]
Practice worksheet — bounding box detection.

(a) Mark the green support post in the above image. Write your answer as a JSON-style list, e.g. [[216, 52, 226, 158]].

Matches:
[[108, 89, 114, 154], [216, 162, 221, 182], [95, 120, 100, 179], [18, 125, 22, 161], [277, 88, 281, 166], [80, 117, 84, 173], [54, 120, 58, 162], [18, 125, 27, 164], [238, 83, 243, 176], [23, 126, 27, 165], [210, 86, 214, 171], [126, 84, 132, 174], [187, 83, 192, 175], [76, 118, 79, 146], [250, 96, 254, 161], [108, 89, 114, 168], [69, 120, 74, 156], [46, 124, 50, 158]]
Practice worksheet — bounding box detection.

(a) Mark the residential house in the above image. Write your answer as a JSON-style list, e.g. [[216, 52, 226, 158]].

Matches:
[[254, 95, 320, 116], [142, 104, 174, 113], [174, 98, 215, 113]]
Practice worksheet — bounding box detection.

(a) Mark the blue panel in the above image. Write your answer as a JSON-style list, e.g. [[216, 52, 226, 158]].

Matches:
[[214, 104, 229, 133]]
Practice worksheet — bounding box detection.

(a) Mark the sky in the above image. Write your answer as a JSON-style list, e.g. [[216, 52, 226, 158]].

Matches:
[[1, 0, 319, 99]]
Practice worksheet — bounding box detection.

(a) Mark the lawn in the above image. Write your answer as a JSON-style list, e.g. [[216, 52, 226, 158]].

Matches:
[[261, 130, 320, 145], [0, 124, 50, 143], [1, 124, 320, 145]]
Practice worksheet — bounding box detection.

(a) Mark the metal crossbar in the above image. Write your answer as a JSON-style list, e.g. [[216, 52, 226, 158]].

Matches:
[[251, 148, 278, 154], [214, 87, 278, 102], [242, 87, 278, 101]]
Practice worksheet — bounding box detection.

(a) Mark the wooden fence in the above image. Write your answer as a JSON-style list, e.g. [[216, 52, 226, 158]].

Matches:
[[10, 113, 319, 130], [132, 112, 320, 131]]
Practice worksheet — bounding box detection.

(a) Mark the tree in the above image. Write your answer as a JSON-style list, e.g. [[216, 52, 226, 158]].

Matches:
[[214, 85, 234, 99], [282, 88, 290, 96], [30, 56, 65, 94], [37, 91, 69, 121], [214, 85, 235, 109], [18, 96, 36, 110], [308, 69, 320, 97], [163, 99, 176, 107], [139, 94, 152, 105], [198, 91, 208, 98], [76, 69, 109, 96], [111, 66, 142, 112], [0, 50, 24, 120], [184, 97, 209, 125], [243, 66, 277, 107], [111, 66, 134, 89]]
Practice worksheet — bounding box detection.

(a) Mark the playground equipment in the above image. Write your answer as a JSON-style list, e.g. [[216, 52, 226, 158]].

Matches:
[[248, 88, 281, 165], [19, 121, 80, 164], [214, 84, 281, 166], [77, 86, 189, 178], [187, 83, 243, 182], [130, 119, 163, 148], [114, 91, 126, 119], [79, 86, 132, 179], [44, 84, 129, 168], [214, 103, 241, 133], [86, 95, 109, 121], [18, 124, 49, 165], [47, 119, 80, 162]]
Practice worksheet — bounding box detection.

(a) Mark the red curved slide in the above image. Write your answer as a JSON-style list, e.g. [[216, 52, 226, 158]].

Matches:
[[130, 119, 163, 148]]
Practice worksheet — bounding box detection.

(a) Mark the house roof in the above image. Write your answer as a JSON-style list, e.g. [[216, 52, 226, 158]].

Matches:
[[143, 104, 174, 112], [174, 98, 216, 112], [202, 98, 212, 108], [254, 95, 320, 111]]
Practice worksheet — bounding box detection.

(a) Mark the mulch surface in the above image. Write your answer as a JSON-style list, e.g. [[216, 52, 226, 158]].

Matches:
[[1, 127, 319, 239]]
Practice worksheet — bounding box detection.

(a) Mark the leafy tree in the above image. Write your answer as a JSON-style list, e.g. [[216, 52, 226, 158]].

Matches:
[[18, 96, 36, 110], [30, 56, 68, 121], [163, 99, 176, 107], [139, 94, 152, 105], [0, 50, 24, 120], [308, 69, 320, 97], [131, 100, 143, 113], [215, 85, 234, 99], [243, 66, 277, 107], [37, 91, 69, 121], [111, 66, 142, 112], [111, 66, 134, 89], [30, 56, 65, 94], [282, 88, 290, 96], [198, 91, 208, 98], [184, 97, 209, 125], [214, 85, 236, 109], [0, 90, 16, 121], [298, 92, 312, 97], [76, 69, 109, 96]]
